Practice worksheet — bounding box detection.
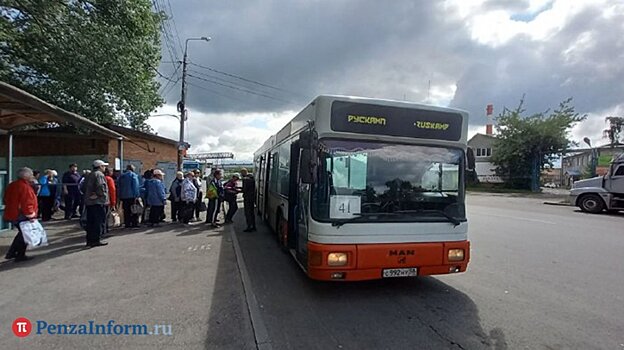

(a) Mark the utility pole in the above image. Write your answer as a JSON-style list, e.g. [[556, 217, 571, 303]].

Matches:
[[177, 36, 211, 171]]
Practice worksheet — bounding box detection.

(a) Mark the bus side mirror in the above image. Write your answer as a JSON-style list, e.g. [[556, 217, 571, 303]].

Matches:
[[300, 148, 317, 184], [466, 148, 475, 171]]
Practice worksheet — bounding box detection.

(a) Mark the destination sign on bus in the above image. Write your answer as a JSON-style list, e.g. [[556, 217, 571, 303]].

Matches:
[[331, 101, 462, 141]]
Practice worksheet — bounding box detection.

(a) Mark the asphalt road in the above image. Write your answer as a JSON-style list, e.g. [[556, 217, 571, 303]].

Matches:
[[0, 218, 255, 350], [235, 195, 624, 350]]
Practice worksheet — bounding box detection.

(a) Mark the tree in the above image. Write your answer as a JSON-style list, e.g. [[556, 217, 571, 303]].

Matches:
[[0, 0, 164, 129], [603, 116, 624, 146], [491, 97, 586, 190]]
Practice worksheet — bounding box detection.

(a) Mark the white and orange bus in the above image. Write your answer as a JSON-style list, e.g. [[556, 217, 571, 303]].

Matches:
[[254, 95, 474, 281]]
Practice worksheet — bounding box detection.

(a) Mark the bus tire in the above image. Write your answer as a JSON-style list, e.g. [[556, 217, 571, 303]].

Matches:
[[276, 214, 288, 252], [578, 194, 605, 214]]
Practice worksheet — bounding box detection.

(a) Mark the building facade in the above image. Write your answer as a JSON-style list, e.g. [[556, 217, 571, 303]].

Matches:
[[468, 132, 502, 183], [0, 125, 178, 182]]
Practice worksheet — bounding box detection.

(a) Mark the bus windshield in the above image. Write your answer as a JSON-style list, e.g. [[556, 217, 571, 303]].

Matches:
[[311, 139, 465, 223]]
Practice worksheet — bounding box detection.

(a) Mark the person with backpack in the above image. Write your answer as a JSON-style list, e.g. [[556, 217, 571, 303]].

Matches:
[[169, 171, 184, 223], [180, 172, 197, 224], [205, 169, 224, 228]]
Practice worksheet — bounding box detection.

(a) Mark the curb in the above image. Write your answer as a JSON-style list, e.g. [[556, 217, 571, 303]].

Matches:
[[230, 226, 272, 350]]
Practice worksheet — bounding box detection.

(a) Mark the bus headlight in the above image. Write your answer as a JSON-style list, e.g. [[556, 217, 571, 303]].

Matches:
[[327, 252, 348, 266], [448, 249, 465, 261]]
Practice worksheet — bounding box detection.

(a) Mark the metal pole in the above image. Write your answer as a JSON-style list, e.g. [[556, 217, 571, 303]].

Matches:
[[118, 138, 124, 171], [178, 41, 188, 171], [8, 132, 13, 182]]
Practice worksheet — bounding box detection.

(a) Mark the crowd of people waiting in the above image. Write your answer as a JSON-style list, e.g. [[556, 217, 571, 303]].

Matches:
[[3, 159, 256, 262]]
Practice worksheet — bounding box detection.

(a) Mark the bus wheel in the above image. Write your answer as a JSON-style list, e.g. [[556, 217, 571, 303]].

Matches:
[[276, 215, 288, 252], [579, 194, 605, 213]]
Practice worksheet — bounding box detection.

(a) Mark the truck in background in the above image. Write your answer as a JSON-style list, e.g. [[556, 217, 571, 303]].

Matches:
[[570, 153, 624, 213]]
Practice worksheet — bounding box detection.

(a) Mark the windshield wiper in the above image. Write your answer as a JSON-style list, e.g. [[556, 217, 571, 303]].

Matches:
[[393, 209, 462, 226], [332, 212, 399, 228]]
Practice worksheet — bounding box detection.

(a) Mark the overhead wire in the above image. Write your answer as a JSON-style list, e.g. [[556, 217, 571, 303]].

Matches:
[[187, 74, 293, 103], [188, 61, 303, 98]]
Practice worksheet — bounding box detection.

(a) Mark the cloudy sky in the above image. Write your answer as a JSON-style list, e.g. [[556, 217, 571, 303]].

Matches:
[[150, 0, 624, 160]]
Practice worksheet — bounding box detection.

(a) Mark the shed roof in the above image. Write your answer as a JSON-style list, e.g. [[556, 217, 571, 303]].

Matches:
[[0, 81, 124, 139]]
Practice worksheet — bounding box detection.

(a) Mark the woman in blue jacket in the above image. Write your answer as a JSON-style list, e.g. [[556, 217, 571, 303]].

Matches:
[[145, 169, 166, 226], [38, 169, 55, 221]]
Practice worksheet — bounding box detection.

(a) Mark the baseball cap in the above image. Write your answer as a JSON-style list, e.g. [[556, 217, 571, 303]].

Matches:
[[93, 160, 109, 167]]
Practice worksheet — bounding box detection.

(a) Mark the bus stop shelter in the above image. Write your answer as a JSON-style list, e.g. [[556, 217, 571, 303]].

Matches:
[[0, 81, 125, 182], [0, 81, 126, 230]]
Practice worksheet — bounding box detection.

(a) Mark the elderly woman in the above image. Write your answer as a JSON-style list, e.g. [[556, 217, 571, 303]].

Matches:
[[145, 169, 166, 227], [180, 172, 198, 224], [38, 169, 55, 221]]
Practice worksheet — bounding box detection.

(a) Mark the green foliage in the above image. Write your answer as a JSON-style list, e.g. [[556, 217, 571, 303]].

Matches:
[[491, 97, 586, 189], [0, 0, 164, 128], [604, 116, 623, 146]]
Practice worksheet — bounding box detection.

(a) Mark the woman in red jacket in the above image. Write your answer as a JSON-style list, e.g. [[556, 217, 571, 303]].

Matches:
[[4, 167, 38, 262], [104, 168, 117, 236]]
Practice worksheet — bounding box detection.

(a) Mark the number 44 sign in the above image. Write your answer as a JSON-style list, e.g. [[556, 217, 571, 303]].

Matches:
[[330, 195, 361, 219]]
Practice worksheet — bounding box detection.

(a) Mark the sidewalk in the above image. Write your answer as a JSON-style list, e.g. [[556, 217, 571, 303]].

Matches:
[[0, 214, 255, 349]]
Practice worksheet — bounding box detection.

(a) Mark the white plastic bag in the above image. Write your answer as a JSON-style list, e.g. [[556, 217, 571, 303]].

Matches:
[[19, 220, 49, 249]]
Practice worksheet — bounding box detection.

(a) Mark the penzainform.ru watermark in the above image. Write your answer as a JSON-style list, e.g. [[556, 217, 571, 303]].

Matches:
[[12, 317, 172, 337]]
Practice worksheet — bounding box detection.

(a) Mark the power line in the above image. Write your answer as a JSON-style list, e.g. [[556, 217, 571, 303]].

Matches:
[[165, 0, 184, 54], [163, 78, 181, 99], [158, 62, 182, 94], [187, 74, 292, 103], [188, 68, 265, 91], [188, 61, 302, 97], [185, 81, 250, 104]]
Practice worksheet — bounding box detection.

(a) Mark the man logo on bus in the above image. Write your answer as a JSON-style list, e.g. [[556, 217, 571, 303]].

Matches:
[[389, 250, 415, 256], [347, 114, 386, 126], [12, 317, 32, 337]]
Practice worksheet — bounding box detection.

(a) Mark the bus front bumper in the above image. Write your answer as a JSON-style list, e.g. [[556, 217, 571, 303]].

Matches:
[[306, 241, 470, 281]]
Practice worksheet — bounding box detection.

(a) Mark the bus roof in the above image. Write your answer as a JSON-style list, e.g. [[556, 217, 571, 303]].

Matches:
[[254, 95, 469, 158]]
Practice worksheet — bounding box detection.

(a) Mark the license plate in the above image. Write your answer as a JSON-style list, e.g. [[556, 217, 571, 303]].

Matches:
[[382, 268, 418, 278]]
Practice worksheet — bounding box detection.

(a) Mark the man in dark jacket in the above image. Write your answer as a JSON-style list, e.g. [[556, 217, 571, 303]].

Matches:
[[62, 163, 81, 220], [83, 160, 109, 247], [169, 171, 184, 222], [241, 168, 256, 232]]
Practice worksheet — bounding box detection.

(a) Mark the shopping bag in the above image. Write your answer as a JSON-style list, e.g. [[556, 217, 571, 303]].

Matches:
[[130, 203, 143, 215], [107, 211, 121, 228], [19, 220, 49, 249]]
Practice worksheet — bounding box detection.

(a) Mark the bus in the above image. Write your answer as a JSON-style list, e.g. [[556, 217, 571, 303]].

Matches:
[[253, 95, 474, 281]]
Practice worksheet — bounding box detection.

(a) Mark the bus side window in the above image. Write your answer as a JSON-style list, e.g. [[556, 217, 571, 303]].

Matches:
[[269, 152, 279, 193]]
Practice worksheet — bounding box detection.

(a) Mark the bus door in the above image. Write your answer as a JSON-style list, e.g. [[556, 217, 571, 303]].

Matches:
[[256, 155, 265, 216], [290, 140, 310, 265], [287, 140, 300, 251], [262, 153, 272, 222]]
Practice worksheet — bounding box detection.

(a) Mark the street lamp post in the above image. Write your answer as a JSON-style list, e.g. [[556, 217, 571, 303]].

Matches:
[[177, 36, 211, 171]]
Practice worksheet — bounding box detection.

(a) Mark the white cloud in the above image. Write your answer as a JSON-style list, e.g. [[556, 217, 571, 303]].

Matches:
[[148, 105, 295, 161]]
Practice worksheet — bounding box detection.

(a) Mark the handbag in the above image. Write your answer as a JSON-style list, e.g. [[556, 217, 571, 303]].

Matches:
[[199, 201, 207, 212], [20, 220, 49, 249], [107, 211, 121, 228], [130, 202, 143, 215]]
